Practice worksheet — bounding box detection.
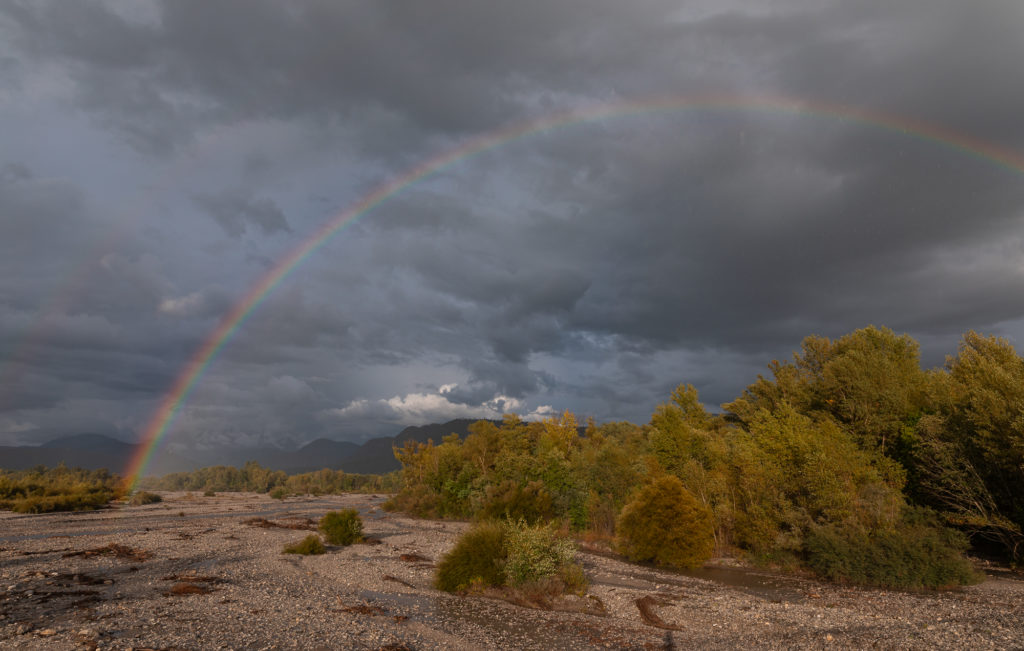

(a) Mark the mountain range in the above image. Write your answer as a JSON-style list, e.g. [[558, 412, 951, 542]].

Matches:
[[0, 419, 498, 477]]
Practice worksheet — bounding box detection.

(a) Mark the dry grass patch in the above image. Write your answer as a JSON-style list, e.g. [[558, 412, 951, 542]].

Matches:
[[166, 582, 216, 596], [63, 543, 152, 562], [243, 517, 316, 530]]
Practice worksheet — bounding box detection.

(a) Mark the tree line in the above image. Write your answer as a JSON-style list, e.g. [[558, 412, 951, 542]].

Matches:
[[385, 326, 1023, 587], [138, 461, 400, 495]]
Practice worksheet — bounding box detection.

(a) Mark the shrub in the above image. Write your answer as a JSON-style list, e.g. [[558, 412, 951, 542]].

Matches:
[[478, 480, 554, 524], [269, 487, 288, 500], [435, 519, 587, 595], [504, 518, 579, 588], [804, 509, 983, 589], [203, 490, 216, 497], [129, 491, 162, 506], [319, 509, 363, 546], [435, 521, 508, 592], [616, 475, 715, 570], [282, 534, 326, 555]]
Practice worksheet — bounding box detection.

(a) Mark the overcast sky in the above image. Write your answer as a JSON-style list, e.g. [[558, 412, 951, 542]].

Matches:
[[1, 0, 1023, 450]]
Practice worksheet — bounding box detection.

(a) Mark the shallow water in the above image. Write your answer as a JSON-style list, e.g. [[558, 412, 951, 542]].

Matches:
[[674, 565, 808, 603]]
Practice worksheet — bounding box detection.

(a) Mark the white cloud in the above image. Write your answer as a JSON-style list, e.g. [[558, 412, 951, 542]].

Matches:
[[159, 292, 205, 317], [321, 383, 552, 427]]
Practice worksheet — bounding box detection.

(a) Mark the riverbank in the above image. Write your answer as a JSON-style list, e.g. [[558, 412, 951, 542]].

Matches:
[[1, 492, 1021, 649]]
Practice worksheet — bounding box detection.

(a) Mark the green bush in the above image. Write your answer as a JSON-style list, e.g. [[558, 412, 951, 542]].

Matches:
[[10, 491, 114, 513], [282, 534, 326, 555], [804, 509, 982, 589], [319, 509, 363, 546], [616, 475, 715, 570], [129, 491, 163, 506], [435, 519, 587, 595], [203, 489, 216, 497], [435, 521, 508, 592], [0, 466, 122, 513], [269, 487, 288, 500], [504, 518, 579, 588], [478, 480, 554, 524]]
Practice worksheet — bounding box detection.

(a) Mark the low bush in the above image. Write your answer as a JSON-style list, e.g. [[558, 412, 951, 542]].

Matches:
[[435, 521, 508, 592], [269, 487, 288, 500], [203, 489, 216, 497], [804, 508, 982, 589], [0, 466, 122, 513], [504, 519, 581, 590], [435, 518, 586, 595], [129, 491, 162, 506], [319, 509, 363, 546], [615, 475, 715, 570], [282, 534, 326, 555]]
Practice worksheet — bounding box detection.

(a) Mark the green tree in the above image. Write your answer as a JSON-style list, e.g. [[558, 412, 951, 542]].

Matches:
[[616, 475, 715, 569]]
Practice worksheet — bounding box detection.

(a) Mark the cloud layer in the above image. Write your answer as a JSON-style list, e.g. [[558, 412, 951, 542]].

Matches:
[[1, 0, 1022, 449]]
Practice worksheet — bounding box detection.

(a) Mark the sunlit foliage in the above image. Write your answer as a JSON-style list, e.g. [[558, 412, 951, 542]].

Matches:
[[615, 475, 715, 569], [0, 465, 123, 513], [394, 325, 1022, 585], [138, 461, 399, 495]]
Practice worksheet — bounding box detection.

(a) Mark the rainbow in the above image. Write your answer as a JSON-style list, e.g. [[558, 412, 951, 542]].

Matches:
[[121, 94, 1024, 489]]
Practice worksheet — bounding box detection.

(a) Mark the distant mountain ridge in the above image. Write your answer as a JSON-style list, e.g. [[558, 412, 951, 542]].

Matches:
[[0, 419, 500, 477]]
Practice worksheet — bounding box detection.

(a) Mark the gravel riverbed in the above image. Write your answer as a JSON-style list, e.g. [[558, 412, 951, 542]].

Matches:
[[1, 492, 1021, 650]]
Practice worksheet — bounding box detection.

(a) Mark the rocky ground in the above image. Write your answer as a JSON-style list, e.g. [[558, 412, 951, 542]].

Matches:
[[1, 492, 1022, 650]]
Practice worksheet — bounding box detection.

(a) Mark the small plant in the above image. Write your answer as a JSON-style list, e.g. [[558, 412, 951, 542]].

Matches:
[[435, 521, 508, 592], [269, 487, 288, 500], [616, 475, 715, 570], [504, 518, 580, 589], [282, 534, 326, 555], [319, 509, 363, 546], [203, 489, 216, 497], [129, 491, 163, 506]]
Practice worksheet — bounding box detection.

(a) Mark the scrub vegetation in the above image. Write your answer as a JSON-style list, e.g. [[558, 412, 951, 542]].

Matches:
[[139, 462, 399, 495], [390, 327, 1024, 588], [435, 518, 586, 599], [282, 534, 326, 555], [0, 465, 122, 513], [319, 509, 363, 545]]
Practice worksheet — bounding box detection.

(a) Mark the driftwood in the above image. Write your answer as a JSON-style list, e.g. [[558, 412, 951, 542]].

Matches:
[[635, 595, 683, 631]]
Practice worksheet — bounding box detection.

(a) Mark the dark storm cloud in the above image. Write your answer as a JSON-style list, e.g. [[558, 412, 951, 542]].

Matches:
[[0, 0, 1022, 447]]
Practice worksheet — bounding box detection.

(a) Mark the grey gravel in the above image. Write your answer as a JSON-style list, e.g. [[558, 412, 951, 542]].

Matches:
[[1, 492, 1021, 650]]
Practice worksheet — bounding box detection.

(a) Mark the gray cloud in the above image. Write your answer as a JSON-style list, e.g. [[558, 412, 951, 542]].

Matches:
[[193, 193, 291, 238], [0, 0, 1022, 449]]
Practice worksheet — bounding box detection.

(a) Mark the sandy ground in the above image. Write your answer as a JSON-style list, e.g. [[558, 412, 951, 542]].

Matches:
[[1, 492, 1022, 650]]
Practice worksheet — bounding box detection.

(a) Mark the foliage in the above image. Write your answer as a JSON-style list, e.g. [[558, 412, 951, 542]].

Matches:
[[269, 486, 288, 500], [504, 518, 581, 589], [138, 461, 399, 495], [282, 534, 326, 555], [128, 491, 162, 506], [435, 521, 508, 592], [319, 509, 363, 545], [616, 475, 715, 569], [0, 465, 122, 513], [434, 518, 586, 595], [805, 508, 982, 589], [910, 332, 1024, 562], [386, 325, 1021, 578], [478, 479, 553, 523]]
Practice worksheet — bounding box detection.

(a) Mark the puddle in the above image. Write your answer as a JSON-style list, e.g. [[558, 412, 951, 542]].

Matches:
[[671, 565, 807, 603]]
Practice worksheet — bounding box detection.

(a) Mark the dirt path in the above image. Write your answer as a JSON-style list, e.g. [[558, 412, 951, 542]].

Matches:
[[1, 492, 1021, 650]]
